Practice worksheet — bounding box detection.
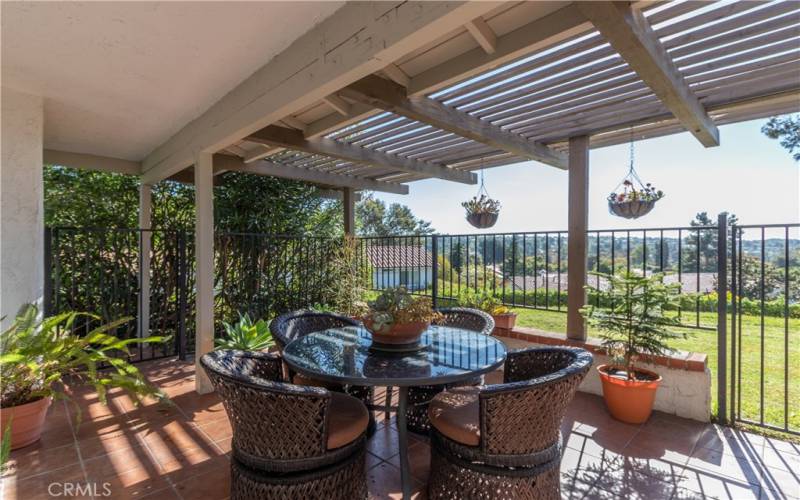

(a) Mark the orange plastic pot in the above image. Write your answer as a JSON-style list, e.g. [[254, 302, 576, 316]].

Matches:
[[597, 365, 661, 424], [0, 396, 52, 450]]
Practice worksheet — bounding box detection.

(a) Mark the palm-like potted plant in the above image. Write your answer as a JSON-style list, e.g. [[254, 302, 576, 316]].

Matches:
[[457, 289, 517, 330], [363, 287, 441, 346], [0, 304, 168, 450], [581, 272, 685, 424]]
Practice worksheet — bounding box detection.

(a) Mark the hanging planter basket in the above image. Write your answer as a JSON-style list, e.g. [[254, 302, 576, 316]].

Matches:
[[462, 164, 501, 229], [466, 211, 499, 229], [607, 129, 664, 220]]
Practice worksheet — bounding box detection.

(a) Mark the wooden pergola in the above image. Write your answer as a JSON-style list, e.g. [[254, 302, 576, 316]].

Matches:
[[84, 1, 798, 393]]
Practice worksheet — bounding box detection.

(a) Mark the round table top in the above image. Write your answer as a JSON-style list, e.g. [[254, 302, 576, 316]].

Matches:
[[282, 325, 507, 387]]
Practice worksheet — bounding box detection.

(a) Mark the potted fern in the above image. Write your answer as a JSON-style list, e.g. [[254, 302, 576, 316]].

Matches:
[[0, 304, 168, 450], [581, 272, 684, 424]]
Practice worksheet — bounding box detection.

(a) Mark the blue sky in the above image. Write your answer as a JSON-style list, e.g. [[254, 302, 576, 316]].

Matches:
[[372, 117, 799, 235]]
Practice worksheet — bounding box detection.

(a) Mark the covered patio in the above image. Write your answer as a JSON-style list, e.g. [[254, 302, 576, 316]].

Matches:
[[2, 1, 799, 498]]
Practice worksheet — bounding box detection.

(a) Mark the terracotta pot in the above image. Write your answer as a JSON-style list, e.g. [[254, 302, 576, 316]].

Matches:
[[597, 365, 661, 424], [363, 320, 428, 345], [492, 313, 517, 330], [0, 396, 52, 450]]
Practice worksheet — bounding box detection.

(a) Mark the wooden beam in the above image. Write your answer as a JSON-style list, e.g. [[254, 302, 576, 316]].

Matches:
[[281, 116, 307, 132], [243, 145, 283, 164], [141, 2, 496, 184], [382, 63, 411, 87], [44, 149, 141, 175], [567, 135, 589, 341], [339, 75, 567, 169], [465, 18, 497, 54], [317, 188, 362, 202], [408, 4, 592, 96], [226, 158, 409, 195], [576, 1, 720, 147], [323, 95, 351, 116], [247, 125, 477, 184], [343, 188, 356, 235], [194, 151, 215, 394]]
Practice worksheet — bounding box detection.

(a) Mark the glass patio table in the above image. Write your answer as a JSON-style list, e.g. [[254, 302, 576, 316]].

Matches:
[[282, 324, 507, 500]]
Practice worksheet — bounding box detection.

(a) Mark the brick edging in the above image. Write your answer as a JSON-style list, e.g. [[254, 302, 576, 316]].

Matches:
[[492, 326, 707, 373]]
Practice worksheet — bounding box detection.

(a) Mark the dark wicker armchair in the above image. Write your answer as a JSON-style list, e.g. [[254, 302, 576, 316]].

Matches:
[[427, 347, 593, 500], [270, 310, 376, 433], [200, 350, 368, 499], [405, 308, 495, 434]]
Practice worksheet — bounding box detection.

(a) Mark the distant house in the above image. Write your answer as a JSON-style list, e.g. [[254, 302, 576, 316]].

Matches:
[[366, 245, 433, 291]]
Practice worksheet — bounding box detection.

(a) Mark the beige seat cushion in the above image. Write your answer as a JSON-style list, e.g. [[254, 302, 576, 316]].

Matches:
[[327, 392, 369, 450], [428, 387, 480, 447]]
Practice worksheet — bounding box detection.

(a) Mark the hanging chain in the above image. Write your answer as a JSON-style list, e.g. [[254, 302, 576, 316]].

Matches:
[[628, 125, 635, 174], [477, 156, 491, 198]]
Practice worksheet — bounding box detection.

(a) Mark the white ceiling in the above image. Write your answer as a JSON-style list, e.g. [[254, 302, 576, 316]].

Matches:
[[1, 1, 344, 161]]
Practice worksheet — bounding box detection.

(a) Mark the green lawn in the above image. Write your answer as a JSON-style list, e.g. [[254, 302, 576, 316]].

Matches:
[[511, 308, 800, 432]]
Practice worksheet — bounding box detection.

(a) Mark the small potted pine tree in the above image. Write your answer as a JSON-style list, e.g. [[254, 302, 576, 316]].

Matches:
[[582, 271, 685, 424]]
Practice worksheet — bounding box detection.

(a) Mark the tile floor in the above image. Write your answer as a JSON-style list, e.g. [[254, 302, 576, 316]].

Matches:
[[1, 356, 798, 500]]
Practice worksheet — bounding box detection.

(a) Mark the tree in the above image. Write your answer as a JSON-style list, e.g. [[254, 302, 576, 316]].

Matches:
[[762, 115, 800, 161], [684, 212, 738, 272], [355, 193, 434, 236]]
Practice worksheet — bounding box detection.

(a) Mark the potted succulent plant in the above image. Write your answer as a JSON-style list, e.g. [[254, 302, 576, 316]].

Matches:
[[215, 313, 274, 351], [582, 272, 685, 424], [0, 304, 168, 450], [462, 194, 500, 229], [608, 180, 664, 219], [458, 289, 517, 330], [362, 287, 441, 345]]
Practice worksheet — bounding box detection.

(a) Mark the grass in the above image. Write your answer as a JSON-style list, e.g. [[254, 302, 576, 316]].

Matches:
[[510, 308, 800, 433]]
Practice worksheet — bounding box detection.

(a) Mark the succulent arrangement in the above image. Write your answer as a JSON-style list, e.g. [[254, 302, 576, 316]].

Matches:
[[608, 180, 664, 204], [215, 313, 274, 351], [462, 194, 501, 215], [364, 287, 441, 333]]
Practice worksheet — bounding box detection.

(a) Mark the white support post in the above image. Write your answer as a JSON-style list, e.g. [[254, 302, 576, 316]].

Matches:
[[138, 183, 152, 339], [567, 135, 589, 341], [194, 152, 215, 394], [343, 188, 356, 236]]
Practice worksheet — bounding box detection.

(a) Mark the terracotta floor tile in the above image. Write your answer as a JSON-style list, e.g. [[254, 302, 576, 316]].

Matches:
[[4, 357, 798, 500], [3, 441, 81, 480], [171, 460, 230, 500]]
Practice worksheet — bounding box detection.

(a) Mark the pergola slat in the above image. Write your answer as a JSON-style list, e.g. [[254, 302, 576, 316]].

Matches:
[[340, 75, 567, 169], [576, 1, 720, 147], [247, 124, 476, 184]]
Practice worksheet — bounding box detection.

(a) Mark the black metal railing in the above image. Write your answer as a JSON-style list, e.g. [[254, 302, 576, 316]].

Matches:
[[358, 225, 724, 331]]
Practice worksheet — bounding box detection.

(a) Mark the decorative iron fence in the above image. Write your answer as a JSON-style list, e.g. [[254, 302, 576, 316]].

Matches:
[[357, 225, 729, 331], [45, 222, 798, 433]]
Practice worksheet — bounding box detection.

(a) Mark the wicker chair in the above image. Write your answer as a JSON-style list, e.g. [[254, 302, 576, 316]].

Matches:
[[200, 350, 368, 500], [405, 307, 495, 434], [270, 310, 376, 433], [427, 347, 593, 500]]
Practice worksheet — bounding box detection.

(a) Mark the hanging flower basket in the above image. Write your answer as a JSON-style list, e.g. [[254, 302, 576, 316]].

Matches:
[[607, 128, 663, 220], [608, 181, 663, 220], [462, 194, 500, 229]]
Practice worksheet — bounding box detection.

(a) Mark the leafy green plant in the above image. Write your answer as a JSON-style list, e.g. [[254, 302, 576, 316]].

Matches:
[[215, 314, 274, 351], [365, 287, 441, 331], [581, 272, 687, 380], [461, 194, 500, 215], [608, 180, 664, 204], [320, 236, 370, 317], [457, 289, 511, 315], [0, 304, 168, 418], [0, 421, 11, 473]]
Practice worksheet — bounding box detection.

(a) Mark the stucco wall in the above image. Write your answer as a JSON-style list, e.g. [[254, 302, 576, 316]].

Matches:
[[1, 88, 44, 327], [498, 335, 712, 422]]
